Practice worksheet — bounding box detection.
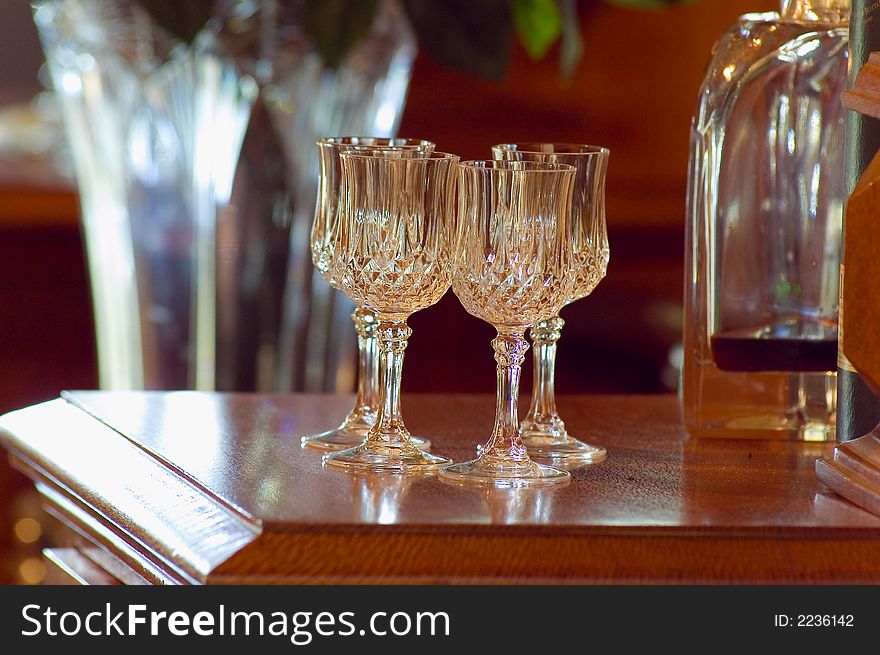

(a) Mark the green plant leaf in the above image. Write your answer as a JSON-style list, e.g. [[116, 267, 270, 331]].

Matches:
[[134, 0, 216, 44], [304, 0, 379, 70], [402, 0, 513, 81], [513, 0, 562, 61]]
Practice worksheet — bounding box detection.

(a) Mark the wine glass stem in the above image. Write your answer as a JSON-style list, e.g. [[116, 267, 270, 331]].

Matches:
[[367, 318, 412, 446], [524, 315, 565, 428], [483, 329, 530, 460], [345, 308, 379, 426]]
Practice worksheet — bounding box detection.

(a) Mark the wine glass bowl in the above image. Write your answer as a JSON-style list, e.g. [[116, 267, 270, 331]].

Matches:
[[492, 143, 611, 465], [322, 151, 459, 472], [310, 137, 436, 283], [302, 137, 435, 452], [439, 160, 578, 488]]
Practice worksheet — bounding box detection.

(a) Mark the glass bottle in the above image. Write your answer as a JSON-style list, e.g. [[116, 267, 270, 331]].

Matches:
[[682, 0, 849, 440]]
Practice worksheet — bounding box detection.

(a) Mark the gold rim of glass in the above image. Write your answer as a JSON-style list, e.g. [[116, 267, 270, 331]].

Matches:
[[492, 142, 610, 157], [318, 136, 434, 148]]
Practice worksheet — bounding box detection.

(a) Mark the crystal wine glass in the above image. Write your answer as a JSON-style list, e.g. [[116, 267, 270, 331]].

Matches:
[[493, 143, 610, 464], [322, 151, 459, 472], [302, 137, 435, 452], [439, 160, 578, 487]]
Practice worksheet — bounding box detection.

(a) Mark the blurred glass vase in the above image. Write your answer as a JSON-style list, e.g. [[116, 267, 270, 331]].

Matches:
[[682, 0, 848, 440], [33, 0, 415, 391]]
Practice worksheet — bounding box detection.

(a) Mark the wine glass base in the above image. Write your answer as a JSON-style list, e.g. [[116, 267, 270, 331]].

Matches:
[[302, 427, 431, 452], [438, 458, 570, 488], [520, 434, 607, 464], [323, 442, 451, 473]]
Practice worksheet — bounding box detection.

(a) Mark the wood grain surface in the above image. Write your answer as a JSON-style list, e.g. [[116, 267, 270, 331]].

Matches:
[[2, 392, 879, 584]]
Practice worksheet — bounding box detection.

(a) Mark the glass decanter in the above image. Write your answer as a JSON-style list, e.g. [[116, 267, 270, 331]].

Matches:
[[682, 0, 849, 440]]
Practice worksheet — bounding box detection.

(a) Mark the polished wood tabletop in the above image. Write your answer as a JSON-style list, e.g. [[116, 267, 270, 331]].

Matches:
[[1, 391, 879, 584]]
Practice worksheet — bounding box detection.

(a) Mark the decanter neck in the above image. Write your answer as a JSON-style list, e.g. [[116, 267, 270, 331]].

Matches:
[[781, 0, 850, 22]]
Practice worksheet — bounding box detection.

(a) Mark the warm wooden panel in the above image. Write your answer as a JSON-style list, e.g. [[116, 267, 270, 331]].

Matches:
[[0, 226, 97, 415]]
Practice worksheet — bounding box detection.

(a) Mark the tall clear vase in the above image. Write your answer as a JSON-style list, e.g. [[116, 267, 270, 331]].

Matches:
[[33, 0, 416, 392]]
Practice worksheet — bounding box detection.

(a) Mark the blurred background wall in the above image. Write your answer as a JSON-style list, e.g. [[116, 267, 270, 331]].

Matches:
[[0, 0, 774, 582], [400, 0, 776, 396]]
